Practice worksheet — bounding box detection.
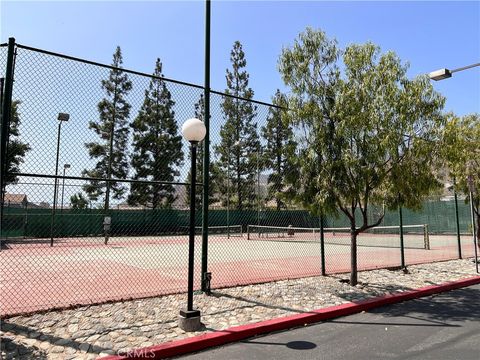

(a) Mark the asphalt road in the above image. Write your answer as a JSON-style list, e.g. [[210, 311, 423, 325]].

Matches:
[[180, 284, 480, 360]]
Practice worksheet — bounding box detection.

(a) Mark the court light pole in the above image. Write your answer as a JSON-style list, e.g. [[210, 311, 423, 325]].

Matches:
[[179, 117, 206, 331], [61, 164, 71, 212], [226, 142, 231, 239], [257, 144, 262, 227], [50, 113, 69, 246], [227, 140, 242, 239]]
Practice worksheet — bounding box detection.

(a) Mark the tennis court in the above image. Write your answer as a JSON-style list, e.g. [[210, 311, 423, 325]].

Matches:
[[0, 224, 475, 316]]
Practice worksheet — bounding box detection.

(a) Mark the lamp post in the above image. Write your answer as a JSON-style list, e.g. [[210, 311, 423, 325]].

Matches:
[[61, 163, 71, 212], [50, 113, 69, 246], [179, 117, 206, 331]]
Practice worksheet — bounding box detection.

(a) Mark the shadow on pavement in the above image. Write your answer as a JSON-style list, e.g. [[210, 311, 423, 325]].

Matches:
[[372, 286, 480, 323], [240, 339, 317, 350]]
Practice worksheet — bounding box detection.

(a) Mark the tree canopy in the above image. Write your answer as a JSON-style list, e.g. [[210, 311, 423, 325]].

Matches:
[[70, 193, 89, 210], [5, 101, 31, 185], [279, 28, 445, 284], [442, 113, 480, 240]]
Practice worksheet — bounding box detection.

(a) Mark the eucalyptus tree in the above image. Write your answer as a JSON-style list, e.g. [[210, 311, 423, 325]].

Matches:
[[442, 113, 480, 243], [279, 28, 445, 284]]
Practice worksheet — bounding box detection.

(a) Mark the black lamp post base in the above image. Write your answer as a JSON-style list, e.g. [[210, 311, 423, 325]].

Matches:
[[178, 309, 202, 332], [179, 309, 201, 318]]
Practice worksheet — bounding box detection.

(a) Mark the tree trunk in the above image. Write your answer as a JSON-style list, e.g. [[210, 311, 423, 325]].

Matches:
[[350, 226, 358, 286]]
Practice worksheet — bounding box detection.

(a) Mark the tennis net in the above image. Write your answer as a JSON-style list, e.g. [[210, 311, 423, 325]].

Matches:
[[247, 224, 430, 249], [195, 225, 243, 237]]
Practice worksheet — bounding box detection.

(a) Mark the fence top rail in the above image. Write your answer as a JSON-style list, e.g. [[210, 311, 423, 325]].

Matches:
[[15, 43, 205, 90], [14, 42, 285, 109], [0, 43, 7, 47], [13, 172, 202, 187], [210, 89, 285, 109]]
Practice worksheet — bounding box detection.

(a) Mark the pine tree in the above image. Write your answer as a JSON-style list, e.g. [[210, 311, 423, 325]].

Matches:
[[215, 41, 260, 210], [83, 46, 132, 208], [5, 101, 31, 185], [129, 58, 183, 209], [261, 90, 298, 210]]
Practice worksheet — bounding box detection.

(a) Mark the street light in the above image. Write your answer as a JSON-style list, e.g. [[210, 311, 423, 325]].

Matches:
[[50, 112, 69, 246], [429, 62, 480, 81], [179, 117, 206, 331], [61, 163, 71, 212]]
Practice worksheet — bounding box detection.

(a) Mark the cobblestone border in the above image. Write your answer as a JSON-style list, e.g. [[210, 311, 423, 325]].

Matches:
[[101, 276, 480, 360]]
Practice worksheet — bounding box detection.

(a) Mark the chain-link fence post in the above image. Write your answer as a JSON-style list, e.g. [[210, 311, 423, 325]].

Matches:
[[201, 0, 211, 293], [467, 175, 478, 273], [399, 203, 406, 269], [0, 37, 16, 242], [453, 177, 462, 259], [320, 213, 326, 276], [0, 75, 3, 240]]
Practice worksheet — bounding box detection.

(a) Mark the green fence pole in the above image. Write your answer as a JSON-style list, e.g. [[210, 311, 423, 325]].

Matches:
[[453, 177, 462, 259], [201, 0, 211, 293], [399, 204, 406, 269], [468, 176, 478, 273], [320, 214, 326, 276], [23, 201, 28, 239], [0, 37, 16, 242]]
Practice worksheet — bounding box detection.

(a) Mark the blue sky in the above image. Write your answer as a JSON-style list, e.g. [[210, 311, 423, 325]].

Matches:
[[2, 1, 479, 115], [1, 1, 479, 205]]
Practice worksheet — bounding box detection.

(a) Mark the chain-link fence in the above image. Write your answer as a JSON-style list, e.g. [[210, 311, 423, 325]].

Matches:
[[0, 41, 476, 316]]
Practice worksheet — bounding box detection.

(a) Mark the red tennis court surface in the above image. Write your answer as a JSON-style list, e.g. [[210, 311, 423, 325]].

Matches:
[[0, 233, 476, 316]]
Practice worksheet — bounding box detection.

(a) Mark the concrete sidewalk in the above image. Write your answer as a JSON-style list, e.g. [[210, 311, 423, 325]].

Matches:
[[180, 283, 480, 360]]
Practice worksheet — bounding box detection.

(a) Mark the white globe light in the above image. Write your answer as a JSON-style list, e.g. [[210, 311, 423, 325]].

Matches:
[[182, 118, 206, 143]]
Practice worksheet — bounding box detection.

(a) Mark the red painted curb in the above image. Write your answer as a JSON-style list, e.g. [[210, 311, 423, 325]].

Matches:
[[101, 276, 480, 359]]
